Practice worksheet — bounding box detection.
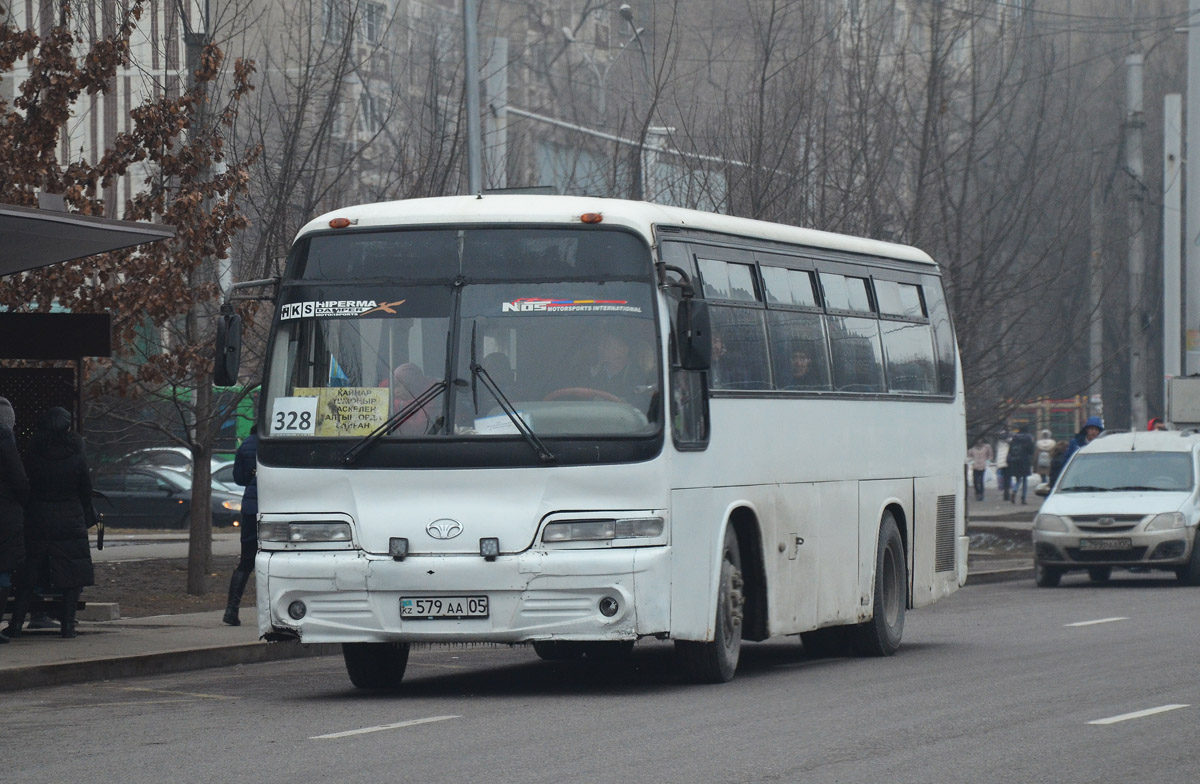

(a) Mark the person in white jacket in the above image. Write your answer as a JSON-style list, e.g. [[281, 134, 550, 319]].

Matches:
[[1034, 429, 1056, 482]]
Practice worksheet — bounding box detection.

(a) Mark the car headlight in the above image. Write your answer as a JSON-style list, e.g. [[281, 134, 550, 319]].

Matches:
[[542, 517, 665, 543], [1033, 513, 1068, 532], [1145, 512, 1187, 531], [221, 500, 242, 512], [260, 521, 353, 542]]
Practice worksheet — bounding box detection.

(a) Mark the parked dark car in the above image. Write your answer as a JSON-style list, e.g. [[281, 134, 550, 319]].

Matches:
[[92, 466, 242, 529]]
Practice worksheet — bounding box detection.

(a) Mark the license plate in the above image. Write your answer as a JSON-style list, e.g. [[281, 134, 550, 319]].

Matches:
[[1079, 538, 1133, 551], [400, 596, 489, 620]]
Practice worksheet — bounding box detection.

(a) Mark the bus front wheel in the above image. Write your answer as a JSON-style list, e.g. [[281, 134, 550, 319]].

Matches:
[[675, 526, 745, 683], [342, 642, 410, 690], [853, 513, 906, 657]]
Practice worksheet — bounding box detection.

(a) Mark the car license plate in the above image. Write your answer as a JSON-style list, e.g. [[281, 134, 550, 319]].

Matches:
[[1079, 538, 1133, 551], [400, 596, 489, 620]]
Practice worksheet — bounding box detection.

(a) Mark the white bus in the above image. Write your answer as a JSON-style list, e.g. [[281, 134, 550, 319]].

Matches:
[[220, 195, 967, 688]]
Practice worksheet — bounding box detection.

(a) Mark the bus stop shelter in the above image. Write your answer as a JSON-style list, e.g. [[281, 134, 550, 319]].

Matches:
[[0, 201, 175, 441]]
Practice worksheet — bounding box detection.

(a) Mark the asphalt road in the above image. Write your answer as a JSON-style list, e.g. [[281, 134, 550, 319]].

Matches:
[[8, 573, 1200, 784]]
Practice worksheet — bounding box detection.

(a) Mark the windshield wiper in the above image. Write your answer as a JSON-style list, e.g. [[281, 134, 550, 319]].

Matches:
[[471, 361, 556, 463], [1109, 485, 1171, 492], [1059, 485, 1111, 493], [341, 380, 448, 465]]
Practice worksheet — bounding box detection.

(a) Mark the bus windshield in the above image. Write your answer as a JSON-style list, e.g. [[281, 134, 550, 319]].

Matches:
[[264, 227, 660, 440]]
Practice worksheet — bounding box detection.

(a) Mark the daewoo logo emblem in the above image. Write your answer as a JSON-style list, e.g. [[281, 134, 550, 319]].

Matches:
[[426, 519, 463, 540], [1098, 517, 1116, 526]]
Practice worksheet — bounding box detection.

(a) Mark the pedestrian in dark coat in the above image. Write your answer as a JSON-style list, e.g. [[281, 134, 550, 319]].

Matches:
[[223, 425, 258, 626], [1007, 425, 1036, 505], [4, 407, 96, 639], [0, 397, 29, 644]]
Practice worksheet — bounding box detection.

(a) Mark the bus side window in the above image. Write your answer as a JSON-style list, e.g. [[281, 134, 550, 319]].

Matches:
[[921, 277, 958, 396]]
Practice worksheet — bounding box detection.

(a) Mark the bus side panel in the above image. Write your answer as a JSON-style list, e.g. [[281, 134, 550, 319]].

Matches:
[[668, 487, 720, 641], [912, 474, 963, 608], [857, 480, 914, 622], [815, 482, 860, 627], [767, 483, 820, 636]]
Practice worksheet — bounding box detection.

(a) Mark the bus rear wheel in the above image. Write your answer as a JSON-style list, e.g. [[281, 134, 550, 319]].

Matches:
[[853, 513, 906, 657], [675, 526, 744, 683], [342, 642, 410, 690]]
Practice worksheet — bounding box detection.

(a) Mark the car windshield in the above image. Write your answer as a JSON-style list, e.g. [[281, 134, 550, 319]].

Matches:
[[1057, 451, 1195, 493], [264, 227, 659, 440]]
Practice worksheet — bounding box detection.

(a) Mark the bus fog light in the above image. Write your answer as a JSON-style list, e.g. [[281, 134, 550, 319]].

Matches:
[[389, 537, 409, 561], [598, 597, 619, 617], [480, 537, 500, 560], [288, 601, 307, 620]]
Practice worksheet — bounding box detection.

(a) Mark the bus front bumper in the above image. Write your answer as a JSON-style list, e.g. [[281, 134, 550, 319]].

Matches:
[[255, 547, 672, 644]]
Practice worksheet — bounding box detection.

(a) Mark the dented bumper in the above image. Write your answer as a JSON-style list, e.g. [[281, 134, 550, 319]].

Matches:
[[255, 547, 672, 644]]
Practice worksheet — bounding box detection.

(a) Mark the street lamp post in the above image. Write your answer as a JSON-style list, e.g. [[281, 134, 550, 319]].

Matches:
[[561, 7, 644, 119]]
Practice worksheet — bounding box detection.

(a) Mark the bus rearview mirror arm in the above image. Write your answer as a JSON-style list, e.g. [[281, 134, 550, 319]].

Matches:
[[657, 262, 711, 372], [214, 277, 279, 387]]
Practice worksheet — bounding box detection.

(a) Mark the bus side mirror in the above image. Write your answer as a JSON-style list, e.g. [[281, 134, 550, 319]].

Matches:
[[215, 310, 243, 387], [675, 298, 711, 371], [1035, 482, 1051, 497]]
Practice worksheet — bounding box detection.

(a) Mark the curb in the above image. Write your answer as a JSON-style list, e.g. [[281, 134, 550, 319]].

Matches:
[[1, 641, 340, 693], [965, 566, 1033, 586]]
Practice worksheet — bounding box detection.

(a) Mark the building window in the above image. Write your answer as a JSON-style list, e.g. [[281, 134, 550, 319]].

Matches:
[[323, 0, 348, 42], [364, 2, 386, 44], [359, 91, 383, 133]]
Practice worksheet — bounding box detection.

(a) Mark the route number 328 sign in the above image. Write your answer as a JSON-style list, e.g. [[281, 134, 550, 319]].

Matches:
[[270, 397, 318, 437]]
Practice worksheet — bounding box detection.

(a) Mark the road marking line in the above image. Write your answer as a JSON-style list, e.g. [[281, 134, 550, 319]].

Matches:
[[311, 715, 460, 740], [1088, 704, 1190, 725], [88, 699, 200, 707], [1064, 617, 1130, 627], [119, 686, 237, 700]]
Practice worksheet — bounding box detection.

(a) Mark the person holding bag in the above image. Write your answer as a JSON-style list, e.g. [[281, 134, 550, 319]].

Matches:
[[4, 407, 96, 640], [0, 397, 29, 644]]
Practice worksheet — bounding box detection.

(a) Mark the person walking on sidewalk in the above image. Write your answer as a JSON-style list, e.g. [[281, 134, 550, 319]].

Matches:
[[223, 424, 258, 626], [4, 407, 97, 640], [967, 438, 992, 502], [1035, 429, 1056, 482], [1064, 415, 1104, 464], [995, 433, 1011, 501], [0, 397, 29, 644], [1007, 425, 1035, 505]]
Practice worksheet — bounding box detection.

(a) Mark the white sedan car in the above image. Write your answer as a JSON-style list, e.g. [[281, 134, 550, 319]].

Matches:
[[1032, 430, 1200, 586]]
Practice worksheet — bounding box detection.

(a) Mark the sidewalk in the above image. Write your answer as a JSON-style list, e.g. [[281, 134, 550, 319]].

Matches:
[[0, 498, 1037, 693], [0, 611, 335, 692]]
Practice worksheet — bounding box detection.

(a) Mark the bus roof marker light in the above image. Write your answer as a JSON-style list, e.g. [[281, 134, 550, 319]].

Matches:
[[328, 217, 357, 229], [580, 212, 604, 224]]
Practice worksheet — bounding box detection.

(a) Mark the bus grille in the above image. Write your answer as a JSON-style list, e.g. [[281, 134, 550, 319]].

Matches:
[[934, 495, 957, 573]]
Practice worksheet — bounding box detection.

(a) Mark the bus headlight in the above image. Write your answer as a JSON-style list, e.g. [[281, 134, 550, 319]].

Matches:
[[260, 521, 353, 543], [1033, 514, 1068, 532], [1146, 512, 1186, 531], [222, 500, 242, 512], [542, 517, 664, 542]]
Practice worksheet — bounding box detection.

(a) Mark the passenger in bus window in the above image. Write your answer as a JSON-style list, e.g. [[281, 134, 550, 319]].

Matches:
[[382, 363, 438, 434], [588, 333, 642, 400], [786, 348, 822, 390], [480, 352, 515, 388], [710, 330, 752, 389]]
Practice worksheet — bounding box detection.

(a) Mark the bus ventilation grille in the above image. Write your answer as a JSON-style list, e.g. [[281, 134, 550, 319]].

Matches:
[[934, 494, 957, 573]]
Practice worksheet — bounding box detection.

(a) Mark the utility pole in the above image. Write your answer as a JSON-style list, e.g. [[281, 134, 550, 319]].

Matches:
[[462, 0, 483, 194], [1164, 94, 1183, 409], [1089, 151, 1105, 421], [1126, 45, 1148, 429], [181, 1, 215, 593], [1187, 0, 1200, 373]]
